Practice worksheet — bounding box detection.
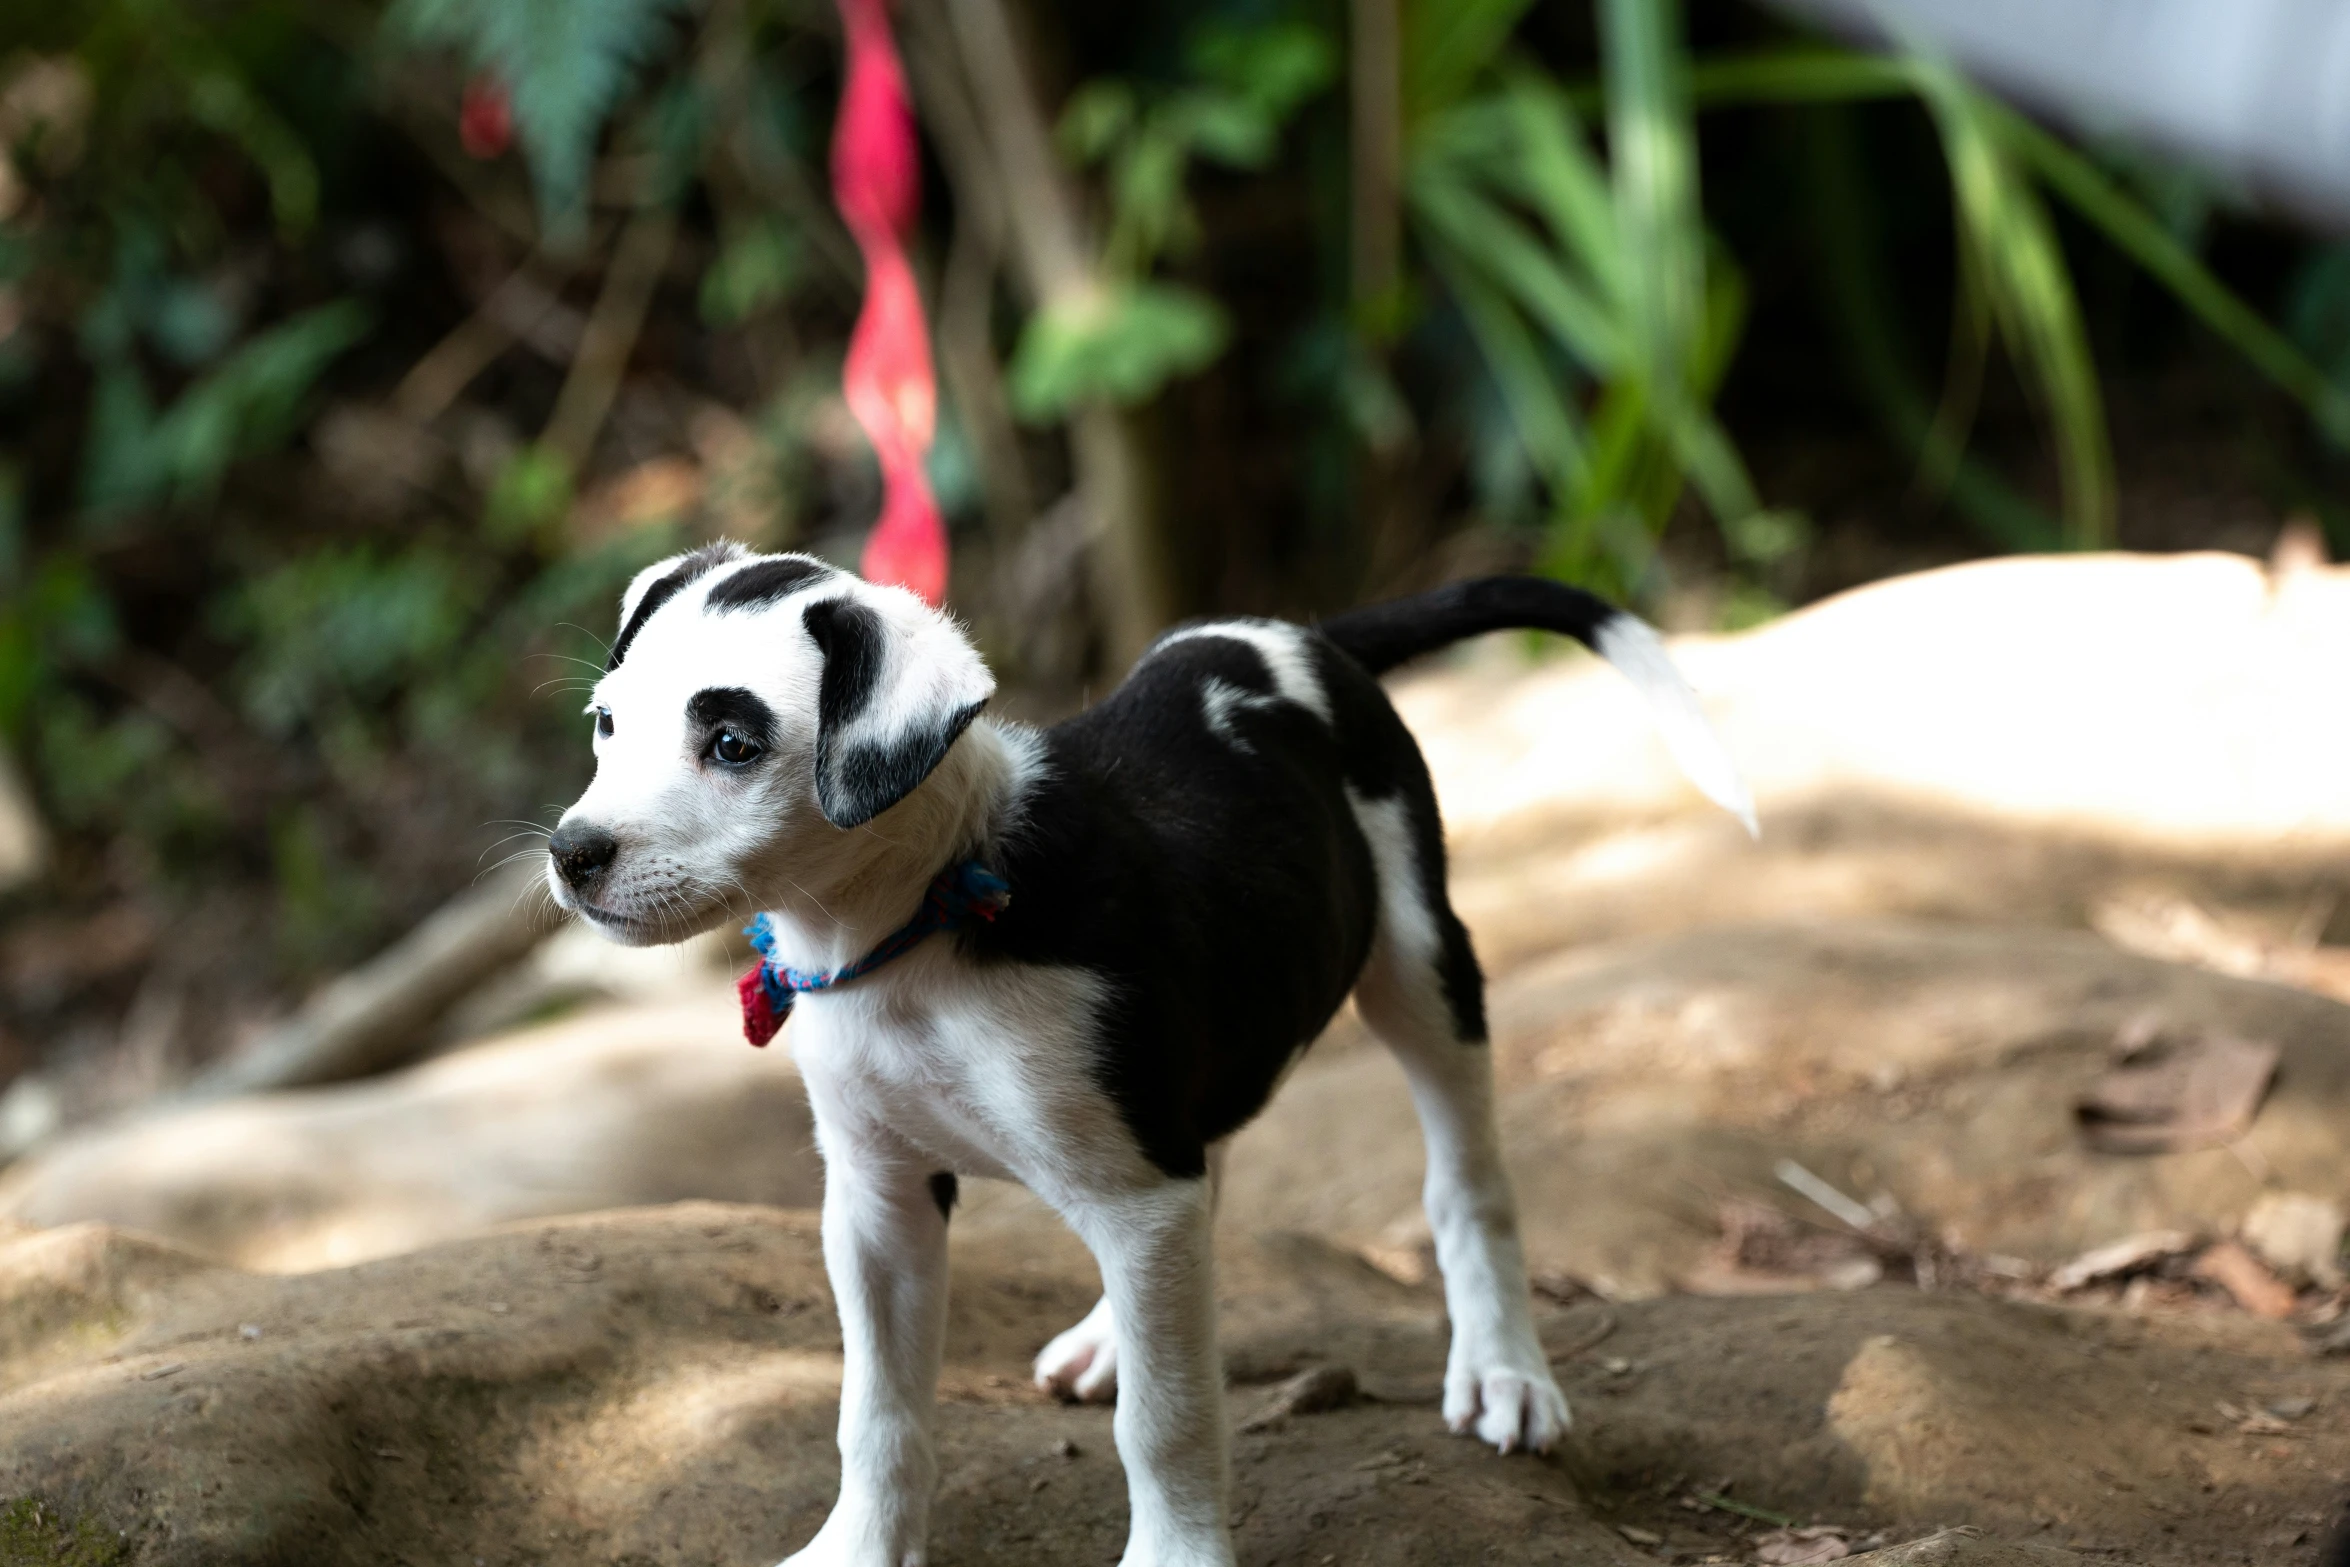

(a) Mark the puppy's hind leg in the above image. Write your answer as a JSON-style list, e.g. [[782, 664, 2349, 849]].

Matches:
[[1349, 790, 1570, 1456], [1034, 1141, 1226, 1403]]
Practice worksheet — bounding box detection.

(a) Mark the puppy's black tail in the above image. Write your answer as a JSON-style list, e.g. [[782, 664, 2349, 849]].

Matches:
[[1320, 576, 1758, 836]]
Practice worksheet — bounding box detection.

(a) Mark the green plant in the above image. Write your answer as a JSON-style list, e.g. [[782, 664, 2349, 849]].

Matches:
[[1405, 0, 1791, 596], [0, 1496, 129, 1567], [1008, 19, 1334, 421], [384, 0, 697, 239], [1678, 45, 2350, 549]]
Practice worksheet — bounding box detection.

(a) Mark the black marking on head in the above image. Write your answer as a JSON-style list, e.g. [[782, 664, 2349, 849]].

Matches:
[[685, 686, 778, 751], [928, 1171, 958, 1221], [803, 597, 884, 731], [607, 543, 743, 672], [800, 597, 987, 828], [706, 555, 838, 613]]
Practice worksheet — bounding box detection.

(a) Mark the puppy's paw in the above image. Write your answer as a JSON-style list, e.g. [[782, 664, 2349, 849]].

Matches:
[[1034, 1298, 1118, 1403], [1443, 1360, 1571, 1455]]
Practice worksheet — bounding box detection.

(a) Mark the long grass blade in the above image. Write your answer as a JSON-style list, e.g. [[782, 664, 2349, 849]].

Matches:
[[1801, 104, 2066, 552], [1600, 0, 1704, 390], [1424, 238, 1591, 498], [1915, 65, 2114, 549], [1401, 0, 1539, 121], [1407, 166, 1626, 371], [1493, 72, 1626, 304], [2002, 108, 2350, 444]]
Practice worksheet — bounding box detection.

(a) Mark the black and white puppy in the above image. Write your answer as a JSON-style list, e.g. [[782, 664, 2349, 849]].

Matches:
[[545, 544, 1753, 1567]]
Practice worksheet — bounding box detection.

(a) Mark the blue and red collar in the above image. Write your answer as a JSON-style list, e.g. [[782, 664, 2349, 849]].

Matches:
[[736, 860, 1012, 1046]]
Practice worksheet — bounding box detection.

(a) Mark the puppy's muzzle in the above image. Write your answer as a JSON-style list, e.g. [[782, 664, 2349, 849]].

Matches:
[[548, 821, 620, 893]]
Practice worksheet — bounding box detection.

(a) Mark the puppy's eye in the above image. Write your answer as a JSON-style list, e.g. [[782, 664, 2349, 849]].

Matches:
[[710, 729, 762, 767], [594, 707, 614, 739]]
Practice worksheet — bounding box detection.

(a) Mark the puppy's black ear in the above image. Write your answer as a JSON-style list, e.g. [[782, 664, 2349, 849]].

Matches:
[[802, 594, 994, 828]]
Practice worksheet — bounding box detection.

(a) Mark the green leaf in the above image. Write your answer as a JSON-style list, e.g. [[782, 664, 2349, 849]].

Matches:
[[1058, 81, 1136, 166], [1107, 124, 1199, 272], [1427, 237, 1590, 499], [1187, 21, 1336, 119], [1685, 48, 1912, 107], [154, 300, 373, 508], [484, 443, 576, 547], [386, 0, 693, 241], [2005, 109, 2350, 445], [1914, 66, 2113, 548], [1600, 0, 1705, 413], [1170, 91, 1278, 170], [185, 68, 320, 236], [1406, 170, 1624, 371], [80, 300, 372, 520], [221, 545, 484, 737], [700, 217, 803, 326], [1402, 0, 1538, 121], [1491, 75, 1624, 302], [1007, 283, 1230, 421], [1800, 104, 2066, 553]]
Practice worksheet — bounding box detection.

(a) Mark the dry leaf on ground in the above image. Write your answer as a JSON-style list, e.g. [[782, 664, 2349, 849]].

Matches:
[[2047, 1230, 2196, 1292], [1679, 1200, 1886, 1296], [2193, 1240, 2300, 1320], [2075, 1033, 2278, 1153], [1754, 1525, 1852, 1563]]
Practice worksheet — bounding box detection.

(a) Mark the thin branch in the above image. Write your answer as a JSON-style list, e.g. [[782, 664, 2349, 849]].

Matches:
[[393, 255, 583, 424], [540, 202, 679, 470], [1350, 0, 1402, 309], [900, 0, 1036, 540], [930, 0, 1173, 665]]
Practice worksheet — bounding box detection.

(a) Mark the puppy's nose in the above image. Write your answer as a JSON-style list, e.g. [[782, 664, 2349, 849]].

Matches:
[[549, 821, 619, 891]]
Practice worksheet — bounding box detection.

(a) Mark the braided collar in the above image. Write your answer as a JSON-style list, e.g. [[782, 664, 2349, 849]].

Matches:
[[736, 860, 1011, 1046]]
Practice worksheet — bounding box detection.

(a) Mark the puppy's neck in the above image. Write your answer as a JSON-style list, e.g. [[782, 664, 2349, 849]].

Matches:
[[755, 717, 1034, 972]]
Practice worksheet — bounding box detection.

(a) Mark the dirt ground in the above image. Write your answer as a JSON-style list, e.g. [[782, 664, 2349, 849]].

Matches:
[[0, 1200, 2340, 1566], [3, 555, 2349, 1565]]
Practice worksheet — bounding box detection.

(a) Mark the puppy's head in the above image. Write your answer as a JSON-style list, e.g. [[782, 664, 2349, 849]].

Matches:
[[546, 543, 993, 945]]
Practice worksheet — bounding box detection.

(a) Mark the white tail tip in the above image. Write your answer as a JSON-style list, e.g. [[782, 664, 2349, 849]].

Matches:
[[1591, 614, 1759, 839]]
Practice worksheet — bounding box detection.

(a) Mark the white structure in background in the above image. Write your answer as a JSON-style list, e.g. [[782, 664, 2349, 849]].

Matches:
[[1773, 0, 2350, 229]]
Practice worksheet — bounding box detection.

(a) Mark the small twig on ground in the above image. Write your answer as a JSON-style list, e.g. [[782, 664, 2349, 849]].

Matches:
[[1775, 1158, 1878, 1232], [1239, 1364, 1358, 1431], [1546, 1308, 1618, 1364]]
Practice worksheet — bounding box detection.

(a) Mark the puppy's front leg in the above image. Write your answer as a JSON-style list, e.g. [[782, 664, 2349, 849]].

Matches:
[[785, 1108, 952, 1567], [1064, 1178, 1235, 1567]]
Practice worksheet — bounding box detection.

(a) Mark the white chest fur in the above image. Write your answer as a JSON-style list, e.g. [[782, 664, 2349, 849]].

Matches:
[[785, 941, 1151, 1199]]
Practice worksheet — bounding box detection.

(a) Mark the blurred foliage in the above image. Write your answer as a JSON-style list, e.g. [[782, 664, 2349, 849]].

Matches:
[[0, 0, 2347, 1042], [384, 0, 696, 239], [1007, 19, 1334, 420]]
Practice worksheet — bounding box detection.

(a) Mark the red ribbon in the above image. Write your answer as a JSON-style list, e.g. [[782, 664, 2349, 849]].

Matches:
[[832, 0, 947, 605]]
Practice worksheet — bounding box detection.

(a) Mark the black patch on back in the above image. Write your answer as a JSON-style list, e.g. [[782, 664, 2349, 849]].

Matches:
[[685, 686, 778, 750], [928, 1171, 958, 1221], [965, 632, 1380, 1178], [607, 543, 741, 671], [958, 626, 1489, 1180], [802, 597, 984, 828], [706, 555, 837, 612]]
